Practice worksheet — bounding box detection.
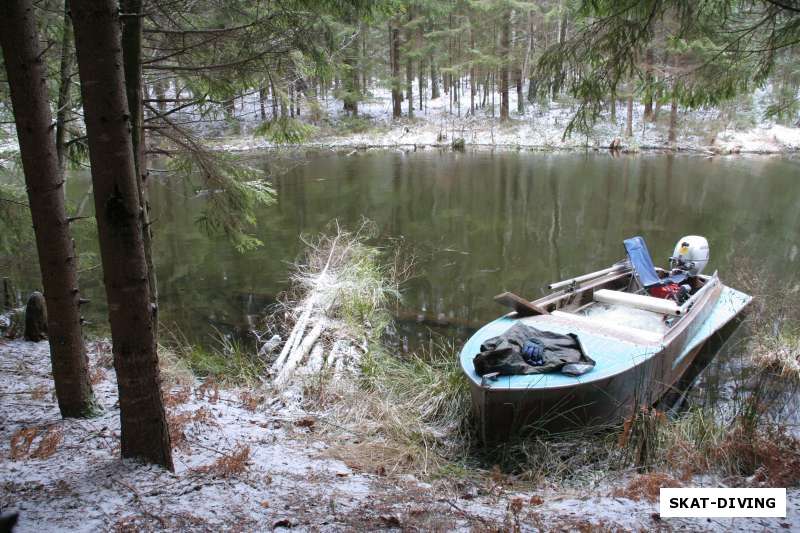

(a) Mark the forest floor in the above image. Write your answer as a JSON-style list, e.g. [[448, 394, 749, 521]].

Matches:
[[209, 86, 800, 155], [2, 338, 798, 532]]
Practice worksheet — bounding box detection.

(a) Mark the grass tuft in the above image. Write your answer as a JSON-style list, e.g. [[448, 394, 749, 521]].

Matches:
[[161, 325, 266, 387]]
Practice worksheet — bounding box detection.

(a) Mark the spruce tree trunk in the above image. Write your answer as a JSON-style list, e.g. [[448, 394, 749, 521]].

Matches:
[[71, 0, 173, 470], [259, 87, 267, 120], [626, 95, 633, 137], [669, 96, 678, 143], [121, 0, 158, 339], [610, 94, 617, 123], [343, 47, 358, 115], [417, 25, 424, 111], [0, 0, 97, 418], [500, 11, 510, 121], [361, 23, 368, 91], [644, 48, 654, 121], [405, 9, 413, 118], [269, 73, 279, 118], [430, 57, 439, 99], [55, 0, 74, 174], [390, 21, 402, 118], [418, 61, 424, 111], [516, 68, 524, 114], [522, 10, 534, 106]]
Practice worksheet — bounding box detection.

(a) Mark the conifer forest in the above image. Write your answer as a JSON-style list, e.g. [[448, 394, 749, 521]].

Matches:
[[1, 1, 799, 531]]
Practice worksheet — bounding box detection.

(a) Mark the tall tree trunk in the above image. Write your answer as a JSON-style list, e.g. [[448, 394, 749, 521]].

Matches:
[[55, 0, 74, 174], [121, 0, 158, 339], [0, 0, 97, 419], [269, 72, 279, 118], [343, 42, 359, 115], [625, 94, 633, 137], [71, 0, 173, 470], [668, 96, 678, 143], [500, 11, 510, 121], [430, 56, 439, 99], [610, 93, 617, 123], [154, 78, 167, 115], [522, 11, 535, 106], [405, 10, 413, 117], [516, 68, 524, 114], [361, 23, 368, 92], [470, 69, 476, 115], [417, 24, 424, 111], [654, 86, 663, 121], [643, 47, 654, 121], [418, 59, 424, 111], [259, 86, 267, 120], [405, 53, 413, 117], [390, 21, 402, 118]]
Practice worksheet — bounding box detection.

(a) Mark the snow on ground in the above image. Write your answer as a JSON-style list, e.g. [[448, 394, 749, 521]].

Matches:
[[209, 82, 800, 155], [1, 338, 798, 531]]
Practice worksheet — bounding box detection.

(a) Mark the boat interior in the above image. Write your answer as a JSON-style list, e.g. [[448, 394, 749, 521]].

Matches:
[[527, 237, 719, 341]]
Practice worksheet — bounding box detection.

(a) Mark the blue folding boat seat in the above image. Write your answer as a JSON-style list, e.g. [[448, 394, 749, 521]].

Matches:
[[623, 236, 688, 289]]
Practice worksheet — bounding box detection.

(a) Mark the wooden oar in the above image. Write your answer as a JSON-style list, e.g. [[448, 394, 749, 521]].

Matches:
[[493, 292, 549, 317]]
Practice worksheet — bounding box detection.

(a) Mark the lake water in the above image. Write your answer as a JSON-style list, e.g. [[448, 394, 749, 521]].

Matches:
[[6, 150, 800, 348]]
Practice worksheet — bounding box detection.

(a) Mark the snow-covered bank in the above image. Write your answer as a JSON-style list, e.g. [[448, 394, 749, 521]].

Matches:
[[2, 339, 798, 532], [209, 85, 800, 155]]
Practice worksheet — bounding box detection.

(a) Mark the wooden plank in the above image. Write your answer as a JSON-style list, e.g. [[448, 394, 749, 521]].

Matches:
[[493, 292, 549, 316]]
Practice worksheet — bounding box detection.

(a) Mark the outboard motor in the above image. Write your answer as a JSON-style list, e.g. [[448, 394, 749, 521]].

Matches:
[[669, 235, 710, 276]]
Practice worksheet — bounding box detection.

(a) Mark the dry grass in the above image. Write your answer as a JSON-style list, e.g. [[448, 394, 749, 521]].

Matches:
[[752, 331, 800, 382], [613, 472, 683, 502], [313, 339, 471, 477], [158, 344, 196, 389], [196, 444, 251, 478]]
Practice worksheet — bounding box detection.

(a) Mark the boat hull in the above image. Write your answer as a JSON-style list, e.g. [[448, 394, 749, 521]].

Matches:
[[463, 282, 752, 443]]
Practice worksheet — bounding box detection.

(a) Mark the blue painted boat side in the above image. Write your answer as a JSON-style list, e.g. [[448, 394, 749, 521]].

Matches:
[[671, 285, 752, 369], [459, 285, 751, 391]]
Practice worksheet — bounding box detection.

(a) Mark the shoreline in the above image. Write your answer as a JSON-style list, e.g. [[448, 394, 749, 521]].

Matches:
[[210, 135, 800, 156]]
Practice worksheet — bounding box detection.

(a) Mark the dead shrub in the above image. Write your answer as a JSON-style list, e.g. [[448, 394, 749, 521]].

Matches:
[[239, 390, 264, 411], [195, 377, 220, 404], [30, 427, 63, 459], [163, 385, 192, 408], [716, 426, 800, 486], [10, 427, 38, 460], [30, 385, 48, 401], [93, 340, 114, 368], [89, 366, 105, 385], [196, 444, 251, 478], [613, 472, 682, 502], [168, 407, 217, 450]]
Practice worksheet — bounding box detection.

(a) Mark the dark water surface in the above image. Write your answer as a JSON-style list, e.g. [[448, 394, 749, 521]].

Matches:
[[7, 150, 800, 347]]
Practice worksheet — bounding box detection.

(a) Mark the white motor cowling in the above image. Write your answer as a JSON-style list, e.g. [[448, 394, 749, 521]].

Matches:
[[670, 235, 709, 276]]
